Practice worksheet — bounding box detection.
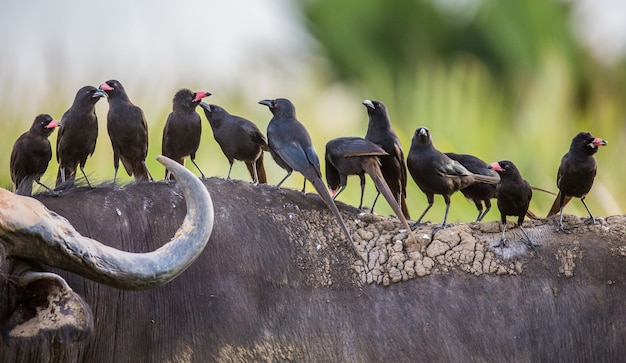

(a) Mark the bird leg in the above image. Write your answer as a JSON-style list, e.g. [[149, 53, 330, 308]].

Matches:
[[333, 185, 347, 201], [301, 179, 307, 194], [495, 221, 507, 249], [580, 197, 596, 225], [226, 163, 234, 181], [35, 179, 58, 196], [440, 195, 452, 228], [190, 158, 206, 180], [143, 161, 155, 182], [410, 202, 433, 230], [519, 225, 538, 252], [370, 192, 381, 214], [478, 201, 491, 222], [60, 167, 66, 184], [358, 174, 366, 210], [80, 166, 92, 188], [556, 207, 569, 232], [276, 170, 292, 188], [251, 162, 259, 185], [473, 200, 485, 222]]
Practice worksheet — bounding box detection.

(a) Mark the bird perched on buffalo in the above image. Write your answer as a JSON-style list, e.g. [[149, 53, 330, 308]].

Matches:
[[547, 132, 607, 231], [161, 89, 211, 181], [489, 160, 536, 251], [10, 114, 59, 195], [259, 98, 356, 254], [325, 137, 416, 245], [97, 79, 153, 182], [199, 102, 268, 184], [55, 85, 105, 188], [363, 99, 410, 218], [407, 127, 500, 229], [445, 153, 498, 222]]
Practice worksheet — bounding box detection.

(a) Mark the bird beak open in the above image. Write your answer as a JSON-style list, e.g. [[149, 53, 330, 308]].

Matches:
[[199, 102, 211, 112], [45, 119, 60, 129], [362, 100, 374, 109], [589, 138, 608, 148], [488, 162, 504, 172], [93, 89, 108, 98], [193, 91, 211, 102], [259, 99, 273, 108], [99, 82, 114, 91], [330, 187, 339, 197]]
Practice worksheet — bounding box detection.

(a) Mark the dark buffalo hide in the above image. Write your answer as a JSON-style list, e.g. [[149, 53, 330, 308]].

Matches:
[[1, 177, 625, 362]]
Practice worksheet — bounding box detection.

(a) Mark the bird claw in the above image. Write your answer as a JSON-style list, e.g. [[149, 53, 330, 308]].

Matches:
[[409, 221, 430, 231], [555, 224, 570, 233], [494, 238, 507, 250], [584, 217, 597, 225]]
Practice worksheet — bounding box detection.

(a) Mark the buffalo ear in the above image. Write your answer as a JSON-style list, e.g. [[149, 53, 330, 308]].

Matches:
[[2, 271, 93, 346]]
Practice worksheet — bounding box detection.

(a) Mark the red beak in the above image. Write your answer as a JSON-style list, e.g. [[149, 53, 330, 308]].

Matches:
[[45, 119, 59, 129], [99, 82, 114, 91], [193, 91, 211, 102], [489, 162, 504, 172], [592, 137, 608, 147]]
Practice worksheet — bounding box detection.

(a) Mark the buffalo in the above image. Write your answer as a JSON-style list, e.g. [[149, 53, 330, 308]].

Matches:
[[0, 156, 625, 362]]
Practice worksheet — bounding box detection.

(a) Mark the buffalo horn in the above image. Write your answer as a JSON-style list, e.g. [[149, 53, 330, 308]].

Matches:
[[0, 155, 214, 290]]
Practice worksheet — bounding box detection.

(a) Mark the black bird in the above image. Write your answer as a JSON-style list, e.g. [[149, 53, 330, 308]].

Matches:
[[325, 137, 416, 245], [445, 153, 498, 222], [259, 98, 356, 254], [363, 99, 410, 218], [98, 80, 153, 182], [547, 132, 607, 231], [489, 160, 536, 250], [161, 89, 210, 180], [55, 85, 105, 188], [10, 114, 59, 195], [200, 102, 268, 184], [407, 127, 499, 228]]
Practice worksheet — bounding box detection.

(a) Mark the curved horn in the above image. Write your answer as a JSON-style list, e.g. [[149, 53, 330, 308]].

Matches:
[[0, 155, 214, 290]]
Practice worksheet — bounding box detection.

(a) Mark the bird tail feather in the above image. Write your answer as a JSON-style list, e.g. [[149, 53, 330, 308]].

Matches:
[[362, 160, 417, 246], [306, 169, 361, 259], [472, 174, 500, 184]]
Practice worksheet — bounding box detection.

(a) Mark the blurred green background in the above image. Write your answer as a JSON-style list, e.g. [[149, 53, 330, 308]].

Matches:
[[1, 0, 624, 223]]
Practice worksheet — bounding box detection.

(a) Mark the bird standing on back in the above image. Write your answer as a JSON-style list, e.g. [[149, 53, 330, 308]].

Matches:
[[10, 114, 59, 196], [325, 137, 417, 245], [161, 89, 211, 181], [445, 152, 498, 222], [547, 132, 607, 231], [98, 79, 153, 182], [259, 98, 357, 255], [55, 85, 105, 188], [199, 102, 268, 184], [406, 127, 500, 229], [489, 160, 536, 251], [363, 99, 410, 218]]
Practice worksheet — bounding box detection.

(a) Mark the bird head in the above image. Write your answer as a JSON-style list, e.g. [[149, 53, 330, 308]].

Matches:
[[259, 98, 295, 117], [571, 132, 608, 156], [488, 161, 520, 179], [412, 127, 431, 145]]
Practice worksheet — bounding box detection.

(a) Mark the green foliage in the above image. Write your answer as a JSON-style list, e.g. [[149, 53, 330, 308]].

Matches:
[[299, 0, 625, 221]]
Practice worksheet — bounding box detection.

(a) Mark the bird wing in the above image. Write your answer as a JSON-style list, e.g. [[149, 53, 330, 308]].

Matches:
[[438, 158, 472, 177]]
